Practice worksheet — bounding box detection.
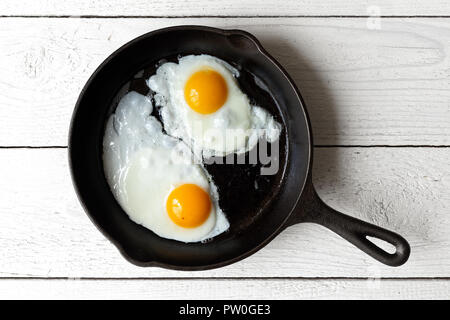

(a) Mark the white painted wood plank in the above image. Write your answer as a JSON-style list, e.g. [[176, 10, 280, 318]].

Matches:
[[0, 279, 449, 299], [1, 1, 450, 17], [1, 18, 449, 146], [0, 148, 448, 278]]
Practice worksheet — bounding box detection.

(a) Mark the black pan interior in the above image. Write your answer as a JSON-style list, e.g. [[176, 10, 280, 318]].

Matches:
[[113, 53, 286, 237], [69, 26, 311, 269]]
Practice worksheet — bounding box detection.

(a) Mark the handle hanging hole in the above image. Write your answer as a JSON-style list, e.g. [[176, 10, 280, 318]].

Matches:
[[366, 236, 396, 254]]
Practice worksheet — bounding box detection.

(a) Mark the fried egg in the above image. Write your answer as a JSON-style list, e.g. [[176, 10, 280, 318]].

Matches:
[[147, 54, 281, 157], [103, 91, 229, 243]]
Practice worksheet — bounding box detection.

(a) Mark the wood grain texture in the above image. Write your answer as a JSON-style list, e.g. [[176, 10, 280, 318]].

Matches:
[[1, 1, 449, 300], [0, 18, 449, 146], [1, 1, 450, 17], [0, 148, 448, 278], [0, 279, 449, 299]]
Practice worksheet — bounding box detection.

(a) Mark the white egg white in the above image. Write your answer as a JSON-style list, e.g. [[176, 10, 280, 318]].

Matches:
[[147, 54, 281, 158], [103, 91, 229, 243]]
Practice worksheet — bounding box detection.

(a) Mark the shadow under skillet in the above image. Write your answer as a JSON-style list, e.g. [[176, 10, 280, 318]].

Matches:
[[110, 53, 287, 240], [260, 36, 342, 197]]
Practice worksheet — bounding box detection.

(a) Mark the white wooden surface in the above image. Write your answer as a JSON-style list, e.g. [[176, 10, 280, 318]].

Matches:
[[1, 18, 450, 146], [1, 1, 450, 17], [1, 148, 449, 278], [1, 279, 449, 300], [0, 1, 449, 299]]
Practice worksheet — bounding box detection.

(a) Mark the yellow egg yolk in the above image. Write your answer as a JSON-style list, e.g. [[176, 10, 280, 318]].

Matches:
[[166, 184, 212, 228], [184, 69, 228, 114]]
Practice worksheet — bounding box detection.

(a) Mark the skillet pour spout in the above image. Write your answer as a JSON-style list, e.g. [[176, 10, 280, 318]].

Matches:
[[69, 25, 410, 270]]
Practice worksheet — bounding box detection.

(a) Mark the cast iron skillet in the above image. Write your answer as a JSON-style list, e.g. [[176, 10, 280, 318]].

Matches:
[[69, 26, 410, 269]]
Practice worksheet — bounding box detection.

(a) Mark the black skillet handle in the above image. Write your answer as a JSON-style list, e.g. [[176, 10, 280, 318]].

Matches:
[[289, 183, 411, 266]]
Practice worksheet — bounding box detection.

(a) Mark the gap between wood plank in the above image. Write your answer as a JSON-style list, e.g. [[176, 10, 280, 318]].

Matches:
[[0, 277, 449, 280], [0, 146, 449, 149], [0, 146, 67, 149], [316, 145, 450, 148], [2, 15, 450, 19]]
